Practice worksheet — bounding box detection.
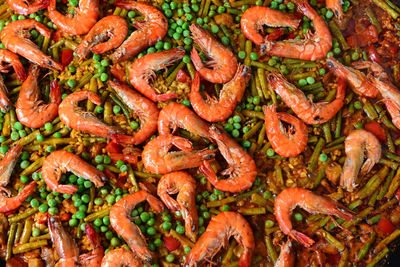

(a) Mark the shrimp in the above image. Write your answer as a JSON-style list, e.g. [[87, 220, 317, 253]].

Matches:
[[129, 48, 184, 102], [267, 72, 345, 125], [275, 240, 295, 267], [158, 102, 211, 139], [7, 0, 49, 15], [0, 49, 26, 81], [16, 65, 61, 128], [142, 134, 215, 174], [101, 248, 142, 267], [0, 143, 23, 188], [47, 0, 99, 35], [58, 90, 127, 138], [190, 65, 251, 122], [326, 57, 379, 98], [108, 80, 159, 145], [326, 0, 343, 21], [0, 182, 36, 213], [200, 125, 257, 192], [111, 0, 168, 63], [340, 129, 381, 192], [240, 6, 300, 46], [48, 216, 104, 267], [185, 211, 254, 267], [190, 24, 238, 84], [0, 19, 63, 71], [274, 188, 354, 247], [42, 151, 107, 194], [75, 15, 128, 61], [110, 190, 164, 263], [263, 104, 308, 158], [157, 171, 198, 241], [261, 0, 332, 61]]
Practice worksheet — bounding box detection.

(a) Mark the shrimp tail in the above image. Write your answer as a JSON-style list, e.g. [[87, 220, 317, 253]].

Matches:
[[85, 224, 101, 248], [14, 63, 27, 81], [111, 133, 137, 145], [191, 48, 204, 71], [49, 81, 61, 104], [200, 159, 218, 183], [55, 184, 78, 195], [290, 230, 314, 247]]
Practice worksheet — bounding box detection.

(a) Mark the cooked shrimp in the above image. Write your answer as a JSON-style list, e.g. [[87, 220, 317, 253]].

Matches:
[[16, 65, 61, 128], [185, 211, 254, 267], [108, 80, 159, 145], [340, 129, 381, 192], [42, 151, 107, 194], [0, 19, 62, 71], [267, 72, 345, 125], [200, 125, 257, 192], [262, 0, 332, 61], [7, 0, 49, 15], [58, 90, 127, 138], [48, 216, 104, 267], [158, 102, 210, 139], [275, 240, 295, 267], [0, 182, 36, 213], [142, 134, 215, 174], [241, 6, 300, 45], [384, 99, 400, 130], [0, 49, 26, 81], [0, 77, 12, 113], [326, 0, 343, 21], [129, 47, 184, 101], [263, 104, 308, 158], [75, 15, 128, 61], [190, 24, 238, 84], [157, 171, 198, 241], [110, 190, 164, 263], [190, 65, 251, 122], [47, 0, 99, 35], [101, 248, 141, 267], [0, 143, 23, 188], [326, 57, 379, 98], [111, 0, 168, 63], [274, 188, 354, 247]]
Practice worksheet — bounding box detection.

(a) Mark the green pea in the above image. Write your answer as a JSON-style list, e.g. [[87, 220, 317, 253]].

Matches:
[[319, 153, 328, 162], [165, 254, 175, 263], [116, 160, 124, 168], [354, 121, 363, 129], [107, 195, 116, 204], [231, 129, 240, 138], [110, 237, 120, 247], [100, 73, 109, 82], [333, 47, 341, 55], [38, 203, 49, 213], [103, 155, 111, 164], [95, 155, 103, 164], [351, 52, 360, 61], [140, 212, 150, 223], [75, 210, 86, 220], [81, 194, 90, 203], [306, 76, 315, 84], [0, 145, 6, 154], [103, 216, 110, 225], [113, 105, 121, 114], [94, 218, 103, 227], [94, 198, 103, 206], [298, 79, 307, 86], [238, 51, 246, 59], [176, 224, 185, 234], [48, 199, 57, 207], [20, 160, 30, 169], [202, 211, 210, 219], [163, 42, 172, 50], [69, 218, 78, 227], [11, 131, 19, 141], [32, 228, 40, 237], [221, 205, 230, 211], [265, 219, 274, 228], [162, 221, 172, 230], [266, 148, 275, 157], [294, 213, 303, 221], [93, 53, 101, 61], [217, 6, 226, 13], [325, 9, 334, 19], [105, 231, 113, 240], [147, 227, 156, 235], [14, 122, 23, 131], [67, 79, 77, 88], [30, 198, 40, 208]]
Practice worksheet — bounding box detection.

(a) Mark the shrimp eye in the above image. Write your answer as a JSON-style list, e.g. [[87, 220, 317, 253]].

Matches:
[[314, 116, 321, 121]]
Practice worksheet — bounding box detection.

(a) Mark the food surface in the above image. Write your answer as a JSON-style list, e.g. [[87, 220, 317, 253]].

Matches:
[[0, 0, 399, 266]]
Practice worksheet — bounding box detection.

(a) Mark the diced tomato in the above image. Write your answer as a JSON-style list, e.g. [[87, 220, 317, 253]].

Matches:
[[267, 29, 284, 41], [58, 212, 71, 222], [110, 65, 126, 82], [346, 25, 379, 48], [109, 153, 139, 165], [38, 212, 48, 224], [105, 141, 122, 154], [285, 33, 295, 40], [367, 45, 382, 65], [377, 216, 396, 236], [364, 122, 386, 142], [52, 30, 62, 42], [163, 236, 180, 252], [176, 69, 191, 84], [61, 49, 74, 67], [85, 224, 101, 246]]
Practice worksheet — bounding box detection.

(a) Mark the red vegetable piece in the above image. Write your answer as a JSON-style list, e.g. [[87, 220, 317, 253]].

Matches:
[[61, 49, 74, 67], [267, 28, 284, 41], [176, 69, 191, 84], [105, 141, 122, 154], [364, 122, 386, 142], [367, 45, 382, 65], [52, 30, 62, 43], [347, 25, 378, 48], [110, 65, 126, 82], [163, 236, 180, 252], [38, 212, 48, 224], [377, 217, 396, 236], [109, 153, 139, 165]]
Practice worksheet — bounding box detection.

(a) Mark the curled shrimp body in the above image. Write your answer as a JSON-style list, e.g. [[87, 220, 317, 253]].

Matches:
[[268, 72, 345, 125], [190, 24, 238, 84], [16, 65, 61, 128], [190, 65, 251, 122], [0, 143, 23, 188], [48, 216, 104, 267], [240, 6, 300, 45], [262, 0, 332, 61], [185, 211, 255, 267], [109, 80, 159, 145], [157, 171, 198, 241], [42, 151, 107, 195], [275, 240, 295, 267], [129, 48, 184, 101], [0, 19, 62, 71], [7, 0, 49, 15], [142, 134, 215, 174], [263, 104, 308, 158], [326, 57, 379, 98], [59, 90, 126, 138], [110, 190, 164, 263], [274, 188, 354, 247], [111, 0, 168, 63], [0, 182, 36, 212], [75, 15, 128, 62], [200, 125, 257, 193], [341, 129, 381, 192], [158, 102, 211, 139], [101, 248, 141, 267], [48, 0, 99, 35]]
